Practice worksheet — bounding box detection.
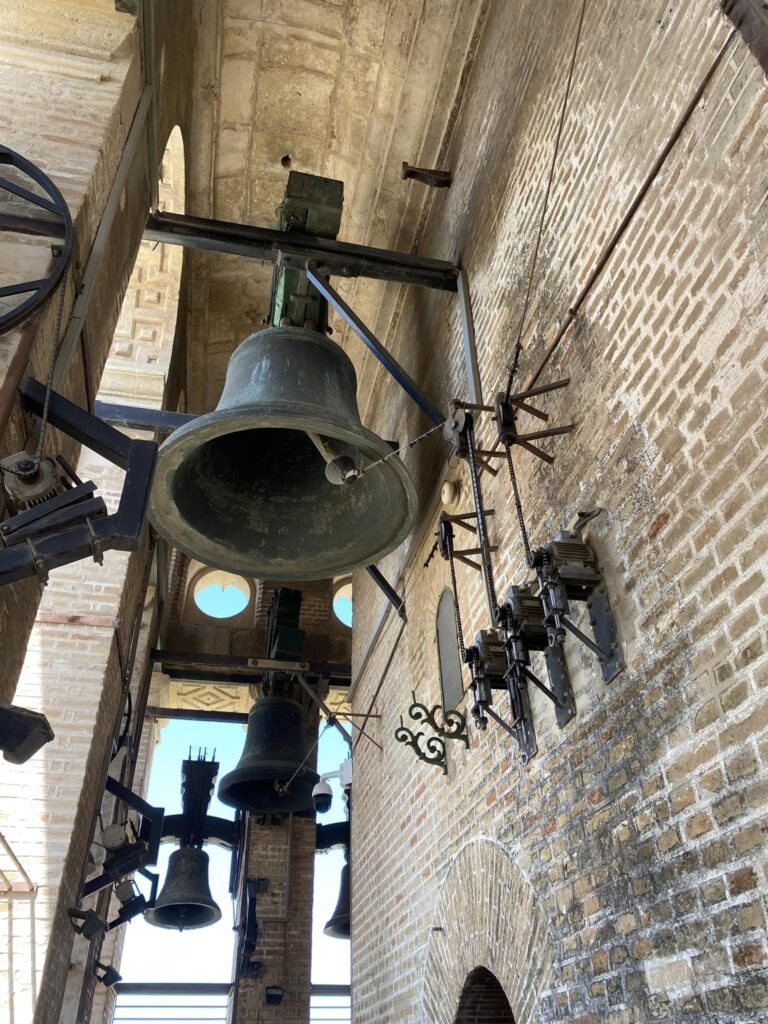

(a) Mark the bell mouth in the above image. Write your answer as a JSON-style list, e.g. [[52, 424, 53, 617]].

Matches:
[[324, 916, 351, 939], [217, 762, 318, 815], [145, 902, 222, 930], [148, 411, 418, 580]]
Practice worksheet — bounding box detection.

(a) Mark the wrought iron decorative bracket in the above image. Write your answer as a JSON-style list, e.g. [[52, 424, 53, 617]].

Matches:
[[395, 716, 447, 774], [407, 691, 469, 747]]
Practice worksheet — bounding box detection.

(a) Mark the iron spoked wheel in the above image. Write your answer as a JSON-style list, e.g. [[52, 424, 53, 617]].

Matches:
[[0, 144, 73, 335]]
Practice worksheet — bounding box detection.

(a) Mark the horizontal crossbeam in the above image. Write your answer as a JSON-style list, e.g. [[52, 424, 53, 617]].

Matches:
[[145, 211, 459, 292]]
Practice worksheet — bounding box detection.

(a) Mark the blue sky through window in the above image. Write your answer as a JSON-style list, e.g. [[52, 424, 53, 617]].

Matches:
[[332, 594, 353, 627], [195, 583, 249, 618]]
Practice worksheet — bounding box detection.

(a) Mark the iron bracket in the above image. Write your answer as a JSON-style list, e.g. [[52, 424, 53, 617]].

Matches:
[[394, 716, 447, 774], [494, 380, 574, 464], [400, 162, 452, 188], [81, 777, 164, 899], [0, 379, 157, 589]]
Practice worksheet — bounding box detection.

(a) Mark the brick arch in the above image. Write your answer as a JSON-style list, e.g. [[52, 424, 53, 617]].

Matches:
[[422, 838, 552, 1024], [455, 967, 515, 1023]]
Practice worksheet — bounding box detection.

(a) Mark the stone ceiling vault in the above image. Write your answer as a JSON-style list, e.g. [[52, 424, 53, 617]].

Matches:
[[182, 0, 484, 416]]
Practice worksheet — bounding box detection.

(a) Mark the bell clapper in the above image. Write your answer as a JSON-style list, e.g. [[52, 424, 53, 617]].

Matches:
[[307, 432, 361, 485]]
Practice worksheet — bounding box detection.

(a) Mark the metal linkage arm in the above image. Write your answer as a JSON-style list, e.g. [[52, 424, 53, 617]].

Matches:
[[93, 401, 196, 436], [306, 267, 444, 426], [366, 565, 406, 621], [22, 377, 133, 468]]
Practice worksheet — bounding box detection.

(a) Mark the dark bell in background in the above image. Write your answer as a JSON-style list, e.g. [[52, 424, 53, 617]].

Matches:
[[144, 847, 221, 931], [218, 696, 319, 814]]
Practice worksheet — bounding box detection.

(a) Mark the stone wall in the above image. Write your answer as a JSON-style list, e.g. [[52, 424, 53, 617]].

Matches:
[[350, 1, 768, 1021]]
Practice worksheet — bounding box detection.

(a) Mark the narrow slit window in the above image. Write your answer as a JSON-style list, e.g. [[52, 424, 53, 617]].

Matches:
[[436, 589, 464, 711]]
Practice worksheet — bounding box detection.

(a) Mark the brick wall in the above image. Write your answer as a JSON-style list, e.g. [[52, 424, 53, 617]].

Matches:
[[0, 75, 189, 1022], [0, 2, 141, 706], [0, 1, 195, 707], [232, 816, 316, 1023], [350, 1, 768, 1021]]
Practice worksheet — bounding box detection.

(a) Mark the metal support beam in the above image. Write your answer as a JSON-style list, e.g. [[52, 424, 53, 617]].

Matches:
[[150, 649, 351, 681], [457, 268, 483, 406], [93, 400, 196, 435], [145, 706, 249, 724], [115, 983, 233, 996], [306, 267, 443, 426], [145, 211, 459, 292], [366, 565, 406, 621]]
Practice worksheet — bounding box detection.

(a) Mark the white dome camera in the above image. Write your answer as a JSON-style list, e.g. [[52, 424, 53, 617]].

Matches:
[[312, 779, 333, 814]]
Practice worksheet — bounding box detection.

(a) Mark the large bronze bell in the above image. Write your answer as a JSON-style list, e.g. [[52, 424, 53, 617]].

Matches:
[[218, 696, 319, 814], [324, 855, 350, 939], [145, 847, 221, 931], [147, 327, 418, 580]]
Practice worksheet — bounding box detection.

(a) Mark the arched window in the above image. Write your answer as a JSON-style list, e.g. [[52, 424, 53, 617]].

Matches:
[[436, 588, 463, 711], [454, 967, 515, 1023]]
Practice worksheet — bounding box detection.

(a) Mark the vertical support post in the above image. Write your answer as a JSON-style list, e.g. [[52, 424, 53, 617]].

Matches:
[[457, 268, 483, 407]]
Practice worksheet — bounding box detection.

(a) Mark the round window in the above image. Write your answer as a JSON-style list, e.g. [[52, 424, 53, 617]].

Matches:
[[193, 571, 250, 619], [332, 579, 353, 627]]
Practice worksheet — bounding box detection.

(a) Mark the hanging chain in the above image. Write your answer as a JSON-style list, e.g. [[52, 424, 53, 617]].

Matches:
[[447, 537, 466, 661], [354, 419, 445, 480], [504, 442, 533, 568]]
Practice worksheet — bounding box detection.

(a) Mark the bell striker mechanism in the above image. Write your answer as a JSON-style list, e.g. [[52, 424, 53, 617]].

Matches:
[[147, 172, 418, 580]]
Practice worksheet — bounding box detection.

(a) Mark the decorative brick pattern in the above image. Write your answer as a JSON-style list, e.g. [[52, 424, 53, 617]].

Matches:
[[422, 839, 551, 1024]]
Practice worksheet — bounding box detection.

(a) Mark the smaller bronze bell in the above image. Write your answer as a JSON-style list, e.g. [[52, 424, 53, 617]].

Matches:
[[324, 857, 350, 939], [218, 696, 319, 814], [145, 847, 221, 931]]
